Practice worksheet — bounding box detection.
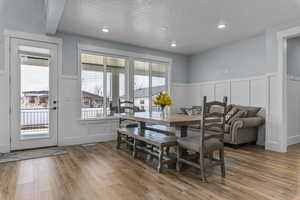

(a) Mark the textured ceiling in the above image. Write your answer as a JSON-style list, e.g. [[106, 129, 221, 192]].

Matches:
[[58, 0, 300, 55]]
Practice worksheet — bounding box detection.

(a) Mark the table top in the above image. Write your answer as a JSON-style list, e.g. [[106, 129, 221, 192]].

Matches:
[[119, 112, 202, 127]]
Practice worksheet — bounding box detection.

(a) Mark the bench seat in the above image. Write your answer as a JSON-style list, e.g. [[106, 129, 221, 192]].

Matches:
[[116, 127, 177, 173]]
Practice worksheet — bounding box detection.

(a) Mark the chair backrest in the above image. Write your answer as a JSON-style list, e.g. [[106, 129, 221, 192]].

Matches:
[[118, 98, 135, 113], [200, 96, 228, 147]]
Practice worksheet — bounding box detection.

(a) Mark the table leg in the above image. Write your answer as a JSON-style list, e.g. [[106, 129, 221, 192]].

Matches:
[[139, 121, 146, 130], [175, 126, 188, 138]]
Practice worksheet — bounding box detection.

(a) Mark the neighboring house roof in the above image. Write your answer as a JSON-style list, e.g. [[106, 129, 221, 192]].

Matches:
[[82, 91, 104, 101], [23, 90, 104, 100], [134, 85, 165, 98]]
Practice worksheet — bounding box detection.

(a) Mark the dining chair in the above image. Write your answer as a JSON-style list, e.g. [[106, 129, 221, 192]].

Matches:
[[176, 96, 228, 182]]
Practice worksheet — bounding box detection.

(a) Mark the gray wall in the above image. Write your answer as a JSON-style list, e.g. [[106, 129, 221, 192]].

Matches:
[[188, 34, 267, 83], [0, 0, 46, 71], [287, 37, 300, 76], [57, 32, 188, 83]]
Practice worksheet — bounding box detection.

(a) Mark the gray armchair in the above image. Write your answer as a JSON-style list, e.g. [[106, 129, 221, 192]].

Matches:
[[187, 104, 265, 148], [225, 116, 265, 147]]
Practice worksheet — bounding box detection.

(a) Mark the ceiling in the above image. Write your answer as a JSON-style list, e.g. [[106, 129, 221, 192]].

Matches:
[[58, 0, 300, 55]]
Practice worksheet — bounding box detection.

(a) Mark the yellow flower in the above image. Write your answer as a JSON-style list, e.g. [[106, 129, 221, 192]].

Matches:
[[154, 92, 173, 107]]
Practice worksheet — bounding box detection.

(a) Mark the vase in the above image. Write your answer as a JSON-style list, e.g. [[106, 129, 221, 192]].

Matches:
[[160, 106, 166, 118]]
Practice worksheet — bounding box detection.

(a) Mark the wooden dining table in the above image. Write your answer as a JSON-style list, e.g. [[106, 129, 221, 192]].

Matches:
[[119, 112, 202, 138]]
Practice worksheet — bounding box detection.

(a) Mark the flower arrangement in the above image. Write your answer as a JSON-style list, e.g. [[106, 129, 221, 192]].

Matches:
[[154, 92, 173, 111]]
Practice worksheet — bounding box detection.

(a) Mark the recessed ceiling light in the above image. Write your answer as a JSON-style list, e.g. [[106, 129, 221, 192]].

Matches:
[[160, 26, 168, 31], [217, 22, 226, 29], [101, 26, 110, 33], [171, 41, 177, 47]]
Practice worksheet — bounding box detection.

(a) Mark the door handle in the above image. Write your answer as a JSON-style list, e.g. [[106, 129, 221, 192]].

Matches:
[[51, 107, 57, 110]]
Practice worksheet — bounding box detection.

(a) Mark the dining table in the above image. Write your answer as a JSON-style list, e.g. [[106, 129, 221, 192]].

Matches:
[[119, 112, 202, 138]]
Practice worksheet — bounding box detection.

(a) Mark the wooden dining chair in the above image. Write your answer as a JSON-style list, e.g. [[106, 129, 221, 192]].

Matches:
[[176, 96, 228, 182]]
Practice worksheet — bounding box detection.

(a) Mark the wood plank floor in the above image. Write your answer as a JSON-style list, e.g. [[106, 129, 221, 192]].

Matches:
[[0, 142, 300, 200]]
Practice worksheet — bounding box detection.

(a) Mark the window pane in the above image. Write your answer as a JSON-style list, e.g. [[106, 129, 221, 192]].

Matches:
[[106, 57, 126, 116], [151, 63, 167, 112], [134, 61, 149, 112], [81, 53, 104, 119]]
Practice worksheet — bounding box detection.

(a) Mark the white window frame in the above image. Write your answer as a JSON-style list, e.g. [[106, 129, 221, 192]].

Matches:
[[78, 44, 172, 120]]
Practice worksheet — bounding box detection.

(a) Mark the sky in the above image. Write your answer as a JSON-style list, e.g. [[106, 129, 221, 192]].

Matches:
[[21, 64, 165, 98], [21, 64, 49, 95]]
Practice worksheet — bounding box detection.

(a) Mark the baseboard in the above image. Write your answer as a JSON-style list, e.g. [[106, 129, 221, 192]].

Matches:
[[265, 141, 285, 152], [0, 144, 10, 153], [61, 133, 117, 146], [288, 135, 300, 146]]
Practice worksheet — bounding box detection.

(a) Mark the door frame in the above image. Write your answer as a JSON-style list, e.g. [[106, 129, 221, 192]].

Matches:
[[277, 26, 300, 152], [4, 30, 63, 151]]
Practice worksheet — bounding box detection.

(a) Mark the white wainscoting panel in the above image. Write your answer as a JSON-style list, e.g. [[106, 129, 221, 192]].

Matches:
[[250, 78, 267, 107], [184, 74, 279, 149], [171, 83, 189, 110], [200, 83, 215, 102], [186, 84, 201, 106], [230, 80, 250, 105], [265, 74, 280, 151], [0, 70, 10, 153], [287, 76, 300, 146], [215, 81, 230, 102]]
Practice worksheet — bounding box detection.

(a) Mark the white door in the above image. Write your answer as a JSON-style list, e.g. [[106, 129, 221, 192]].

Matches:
[[10, 38, 59, 150]]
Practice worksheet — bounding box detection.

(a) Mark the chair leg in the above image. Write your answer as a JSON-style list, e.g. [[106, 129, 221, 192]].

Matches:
[[176, 146, 182, 172], [157, 147, 163, 173], [166, 147, 170, 156], [199, 151, 207, 182], [132, 138, 137, 158], [126, 135, 129, 149], [220, 149, 225, 178], [116, 132, 121, 149]]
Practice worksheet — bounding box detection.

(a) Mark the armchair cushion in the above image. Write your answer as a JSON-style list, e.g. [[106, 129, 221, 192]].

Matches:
[[225, 107, 239, 122], [230, 105, 261, 117], [227, 110, 248, 125], [232, 117, 265, 128]]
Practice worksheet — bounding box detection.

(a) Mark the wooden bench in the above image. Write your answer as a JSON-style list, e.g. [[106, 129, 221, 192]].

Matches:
[[117, 127, 177, 173]]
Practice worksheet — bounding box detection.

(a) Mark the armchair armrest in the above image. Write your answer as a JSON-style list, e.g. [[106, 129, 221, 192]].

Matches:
[[231, 116, 265, 129]]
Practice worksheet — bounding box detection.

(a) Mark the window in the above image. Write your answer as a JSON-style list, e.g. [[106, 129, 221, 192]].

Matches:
[[80, 48, 170, 119], [81, 53, 104, 119]]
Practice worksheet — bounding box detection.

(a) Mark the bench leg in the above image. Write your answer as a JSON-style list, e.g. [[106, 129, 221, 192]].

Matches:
[[132, 138, 137, 158], [157, 147, 163, 173], [116, 132, 121, 149]]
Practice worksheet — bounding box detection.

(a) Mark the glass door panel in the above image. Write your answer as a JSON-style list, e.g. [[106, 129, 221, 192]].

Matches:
[[20, 55, 50, 139]]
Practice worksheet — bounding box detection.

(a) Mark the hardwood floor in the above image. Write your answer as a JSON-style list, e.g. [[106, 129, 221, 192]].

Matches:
[[0, 142, 300, 200]]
